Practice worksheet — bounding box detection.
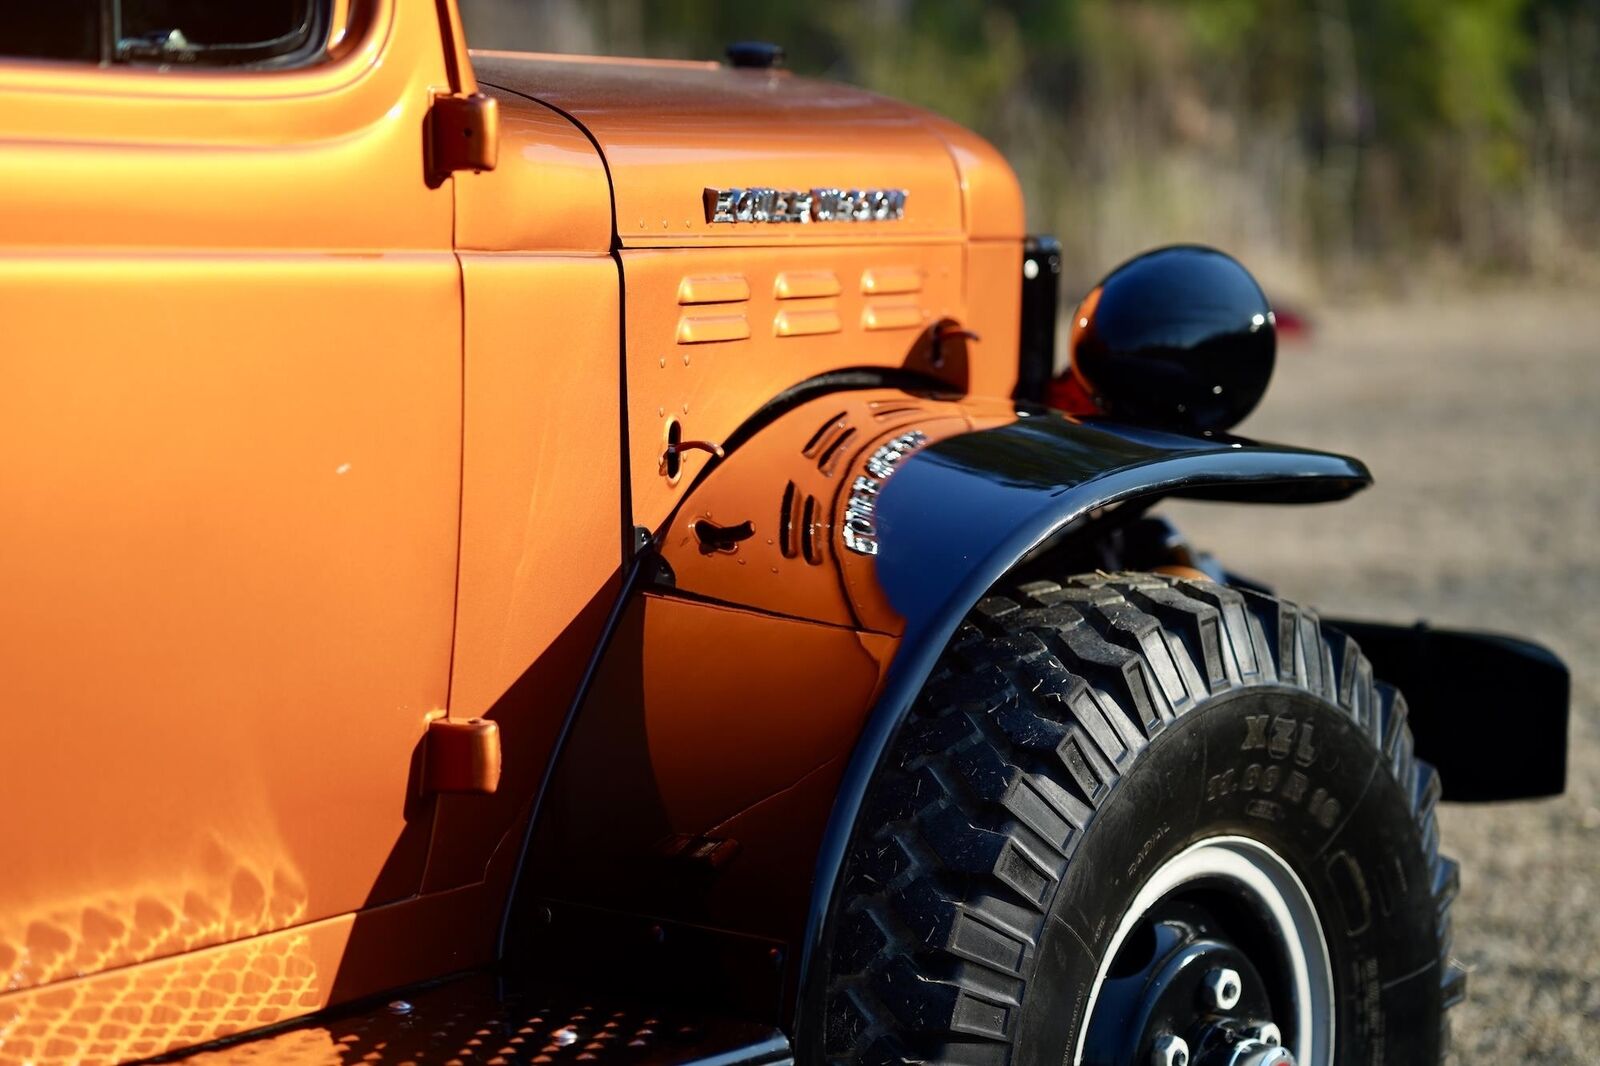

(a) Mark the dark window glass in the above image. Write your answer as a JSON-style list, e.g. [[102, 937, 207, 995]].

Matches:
[[117, 0, 318, 65], [12, 1, 104, 63], [4, 1, 323, 68]]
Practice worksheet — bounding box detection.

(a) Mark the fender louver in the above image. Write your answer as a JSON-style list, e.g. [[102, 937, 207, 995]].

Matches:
[[802, 410, 846, 454], [867, 399, 924, 420], [801, 410, 857, 477], [778, 480, 824, 565]]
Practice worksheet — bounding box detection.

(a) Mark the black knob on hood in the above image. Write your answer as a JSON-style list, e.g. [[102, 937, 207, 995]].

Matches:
[[726, 41, 785, 69]]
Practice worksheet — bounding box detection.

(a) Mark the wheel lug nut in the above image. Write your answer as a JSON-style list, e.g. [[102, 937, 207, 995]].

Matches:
[[1151, 1033, 1190, 1066], [1249, 1021, 1283, 1046], [1200, 966, 1243, 1011]]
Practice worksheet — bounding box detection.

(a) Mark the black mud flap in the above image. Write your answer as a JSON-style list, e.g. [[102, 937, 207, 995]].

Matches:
[[1326, 619, 1569, 801]]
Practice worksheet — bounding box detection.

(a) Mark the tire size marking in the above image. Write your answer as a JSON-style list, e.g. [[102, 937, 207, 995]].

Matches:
[[1241, 713, 1318, 766], [1206, 715, 1343, 828]]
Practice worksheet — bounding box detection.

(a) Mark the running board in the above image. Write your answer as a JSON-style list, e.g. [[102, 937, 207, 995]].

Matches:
[[146, 972, 793, 1066]]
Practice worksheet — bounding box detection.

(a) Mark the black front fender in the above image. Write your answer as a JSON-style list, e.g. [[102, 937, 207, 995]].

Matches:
[[775, 402, 1369, 1048]]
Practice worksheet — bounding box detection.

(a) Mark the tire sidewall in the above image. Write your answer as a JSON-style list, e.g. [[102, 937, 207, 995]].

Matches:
[[1019, 688, 1444, 1066]]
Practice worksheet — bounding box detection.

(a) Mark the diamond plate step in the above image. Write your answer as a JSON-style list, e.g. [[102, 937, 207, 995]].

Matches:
[[146, 974, 791, 1066]]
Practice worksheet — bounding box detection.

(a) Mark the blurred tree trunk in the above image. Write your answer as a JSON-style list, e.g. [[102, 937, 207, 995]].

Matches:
[[1315, 0, 1362, 277]]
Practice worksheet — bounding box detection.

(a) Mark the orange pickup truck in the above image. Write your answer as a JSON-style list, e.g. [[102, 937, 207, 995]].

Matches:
[[0, 4, 1568, 1066]]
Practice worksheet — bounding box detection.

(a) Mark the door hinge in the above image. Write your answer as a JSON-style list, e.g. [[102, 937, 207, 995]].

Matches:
[[427, 91, 499, 186], [424, 716, 502, 794]]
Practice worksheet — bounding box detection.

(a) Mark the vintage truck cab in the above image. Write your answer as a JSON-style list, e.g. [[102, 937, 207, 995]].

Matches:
[[0, 4, 1567, 1065]]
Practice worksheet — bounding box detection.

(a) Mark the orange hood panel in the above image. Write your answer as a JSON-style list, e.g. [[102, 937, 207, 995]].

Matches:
[[468, 51, 972, 247]]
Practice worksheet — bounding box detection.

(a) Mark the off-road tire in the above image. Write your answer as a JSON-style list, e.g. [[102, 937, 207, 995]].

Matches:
[[823, 572, 1463, 1065]]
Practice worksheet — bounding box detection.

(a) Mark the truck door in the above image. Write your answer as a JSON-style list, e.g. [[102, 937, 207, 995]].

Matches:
[[0, 0, 459, 994]]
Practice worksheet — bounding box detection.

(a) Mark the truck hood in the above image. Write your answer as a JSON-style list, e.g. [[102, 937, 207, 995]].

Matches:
[[469, 51, 1013, 247]]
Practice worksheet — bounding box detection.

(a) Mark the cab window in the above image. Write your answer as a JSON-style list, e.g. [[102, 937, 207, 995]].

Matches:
[[12, 1, 327, 69]]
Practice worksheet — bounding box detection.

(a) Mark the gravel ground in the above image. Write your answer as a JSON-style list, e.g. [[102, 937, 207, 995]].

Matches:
[[1160, 290, 1600, 1061]]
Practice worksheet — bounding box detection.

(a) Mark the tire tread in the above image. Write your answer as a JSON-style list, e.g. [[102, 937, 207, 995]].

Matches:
[[823, 572, 1460, 1063]]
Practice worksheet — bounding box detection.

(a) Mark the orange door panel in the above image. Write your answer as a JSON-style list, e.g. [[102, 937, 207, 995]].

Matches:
[[424, 254, 623, 894], [0, 0, 459, 995]]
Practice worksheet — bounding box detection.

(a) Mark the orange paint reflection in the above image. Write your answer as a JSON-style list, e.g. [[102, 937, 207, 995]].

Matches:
[[1, 838, 309, 992], [0, 930, 321, 1066], [0, 837, 318, 1065]]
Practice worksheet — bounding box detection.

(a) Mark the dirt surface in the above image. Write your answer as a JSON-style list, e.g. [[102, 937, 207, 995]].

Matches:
[[1160, 291, 1600, 1061]]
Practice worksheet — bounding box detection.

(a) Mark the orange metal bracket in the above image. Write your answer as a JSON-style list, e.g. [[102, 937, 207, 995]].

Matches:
[[426, 717, 503, 794], [428, 92, 499, 185]]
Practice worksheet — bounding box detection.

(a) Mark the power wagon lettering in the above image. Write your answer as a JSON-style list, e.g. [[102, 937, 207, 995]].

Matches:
[[841, 430, 927, 556], [703, 186, 908, 224]]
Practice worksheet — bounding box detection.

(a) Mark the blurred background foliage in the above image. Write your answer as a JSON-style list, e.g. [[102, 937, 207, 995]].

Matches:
[[460, 0, 1600, 295]]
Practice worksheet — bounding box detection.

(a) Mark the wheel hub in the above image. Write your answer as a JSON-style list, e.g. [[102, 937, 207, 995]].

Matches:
[[1073, 837, 1332, 1066]]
